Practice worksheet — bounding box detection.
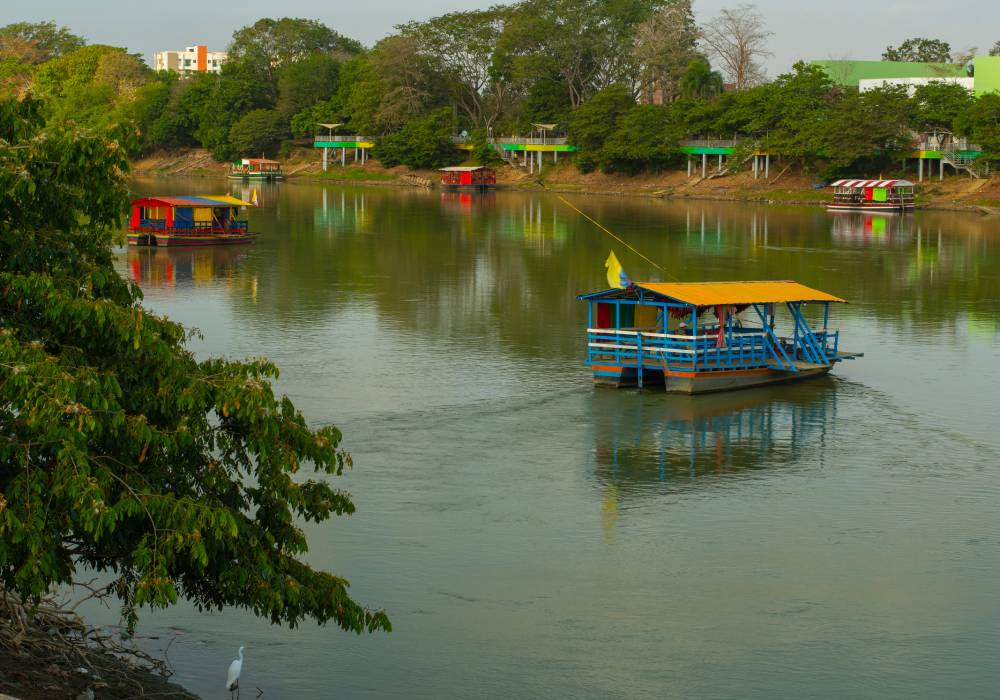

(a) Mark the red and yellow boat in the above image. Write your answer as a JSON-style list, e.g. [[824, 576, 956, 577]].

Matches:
[[127, 195, 256, 246]]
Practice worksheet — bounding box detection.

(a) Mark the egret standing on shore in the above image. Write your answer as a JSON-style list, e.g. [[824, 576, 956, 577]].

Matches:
[[226, 646, 244, 699]]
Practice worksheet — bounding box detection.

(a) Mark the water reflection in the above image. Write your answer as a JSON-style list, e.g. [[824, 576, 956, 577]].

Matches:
[[591, 379, 837, 496], [439, 190, 497, 213], [830, 212, 914, 246], [126, 246, 250, 291], [314, 188, 372, 233]]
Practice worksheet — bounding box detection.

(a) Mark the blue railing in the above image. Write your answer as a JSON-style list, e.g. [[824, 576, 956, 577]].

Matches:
[[586, 329, 774, 372]]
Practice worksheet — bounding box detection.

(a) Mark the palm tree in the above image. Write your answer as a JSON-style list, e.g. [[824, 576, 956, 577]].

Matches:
[[680, 59, 725, 99]]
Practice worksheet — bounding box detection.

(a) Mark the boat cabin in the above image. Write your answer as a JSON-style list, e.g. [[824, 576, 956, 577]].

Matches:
[[127, 195, 253, 246], [439, 166, 496, 188], [578, 281, 861, 394], [229, 158, 282, 180], [828, 179, 914, 212]]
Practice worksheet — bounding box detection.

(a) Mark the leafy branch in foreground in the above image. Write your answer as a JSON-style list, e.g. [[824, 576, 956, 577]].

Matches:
[[0, 98, 389, 634]]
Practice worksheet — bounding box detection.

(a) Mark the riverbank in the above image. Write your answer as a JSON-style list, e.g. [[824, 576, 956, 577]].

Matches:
[[132, 149, 1000, 213], [0, 591, 197, 700]]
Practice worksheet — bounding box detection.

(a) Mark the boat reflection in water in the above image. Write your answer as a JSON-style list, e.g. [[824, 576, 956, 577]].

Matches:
[[591, 379, 838, 496], [830, 211, 913, 246], [440, 190, 497, 212], [126, 245, 250, 290]]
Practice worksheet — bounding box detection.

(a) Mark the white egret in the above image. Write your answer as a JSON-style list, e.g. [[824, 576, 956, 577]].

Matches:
[[226, 646, 244, 699]]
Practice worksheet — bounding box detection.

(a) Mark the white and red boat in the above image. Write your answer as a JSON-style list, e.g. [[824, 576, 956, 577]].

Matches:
[[827, 179, 915, 213]]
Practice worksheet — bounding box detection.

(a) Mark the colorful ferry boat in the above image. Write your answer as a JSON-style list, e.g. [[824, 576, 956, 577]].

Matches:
[[439, 166, 496, 189], [578, 280, 862, 394], [127, 195, 256, 247], [229, 158, 283, 181], [828, 179, 915, 212]]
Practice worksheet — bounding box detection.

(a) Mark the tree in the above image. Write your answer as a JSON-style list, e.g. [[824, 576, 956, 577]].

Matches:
[[882, 38, 952, 63], [373, 107, 459, 168], [276, 52, 340, 118], [955, 93, 1000, 157], [632, 0, 699, 104], [599, 104, 678, 173], [679, 59, 725, 99], [0, 21, 85, 64], [228, 108, 288, 156], [566, 83, 636, 171], [400, 8, 513, 130], [0, 97, 390, 634], [910, 81, 973, 132], [228, 18, 362, 89], [991, 41, 1000, 57], [700, 4, 772, 90]]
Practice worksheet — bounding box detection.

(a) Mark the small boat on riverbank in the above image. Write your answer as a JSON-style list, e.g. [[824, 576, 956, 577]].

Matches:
[[229, 158, 283, 181], [577, 280, 862, 394], [127, 195, 256, 247], [439, 166, 496, 189], [828, 179, 915, 212]]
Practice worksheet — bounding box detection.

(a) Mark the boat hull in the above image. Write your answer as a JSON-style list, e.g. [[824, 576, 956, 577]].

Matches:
[[127, 232, 258, 247], [827, 203, 913, 213], [591, 364, 833, 394], [227, 173, 282, 181]]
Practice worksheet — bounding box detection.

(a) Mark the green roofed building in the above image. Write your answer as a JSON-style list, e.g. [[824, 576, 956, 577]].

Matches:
[[812, 57, 1000, 97], [811, 59, 967, 87]]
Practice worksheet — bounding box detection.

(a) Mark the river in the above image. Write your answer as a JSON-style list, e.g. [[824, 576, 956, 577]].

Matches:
[[95, 177, 1000, 698]]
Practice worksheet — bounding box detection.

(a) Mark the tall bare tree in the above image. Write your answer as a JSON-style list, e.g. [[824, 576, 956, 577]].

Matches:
[[700, 4, 772, 90], [632, 0, 699, 103]]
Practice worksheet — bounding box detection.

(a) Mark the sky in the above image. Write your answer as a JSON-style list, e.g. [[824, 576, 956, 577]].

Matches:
[[3, 0, 999, 78]]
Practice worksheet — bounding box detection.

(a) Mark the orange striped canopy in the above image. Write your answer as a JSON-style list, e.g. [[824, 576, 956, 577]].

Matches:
[[637, 281, 846, 306]]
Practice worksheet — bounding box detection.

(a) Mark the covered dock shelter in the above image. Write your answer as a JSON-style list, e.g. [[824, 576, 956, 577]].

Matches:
[[314, 123, 374, 169]]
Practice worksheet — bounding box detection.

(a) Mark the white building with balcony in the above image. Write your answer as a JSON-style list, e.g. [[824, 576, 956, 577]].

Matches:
[[154, 45, 226, 76]]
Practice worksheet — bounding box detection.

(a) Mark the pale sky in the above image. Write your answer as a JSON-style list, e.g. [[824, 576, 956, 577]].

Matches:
[[2, 0, 998, 78]]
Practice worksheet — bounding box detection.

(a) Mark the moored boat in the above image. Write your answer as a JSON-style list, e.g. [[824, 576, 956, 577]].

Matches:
[[577, 280, 862, 394], [229, 158, 283, 181], [439, 166, 496, 189], [828, 179, 915, 212], [127, 195, 256, 247]]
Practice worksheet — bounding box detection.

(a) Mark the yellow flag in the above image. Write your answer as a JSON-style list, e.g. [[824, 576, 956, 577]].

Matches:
[[250, 188, 259, 207], [605, 250, 628, 289]]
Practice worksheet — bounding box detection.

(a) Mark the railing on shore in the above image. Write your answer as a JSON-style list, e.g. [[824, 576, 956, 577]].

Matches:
[[678, 138, 740, 149], [314, 135, 373, 143], [450, 136, 569, 145]]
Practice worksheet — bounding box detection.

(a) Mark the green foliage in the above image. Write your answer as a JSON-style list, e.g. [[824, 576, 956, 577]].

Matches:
[[882, 38, 952, 63], [374, 107, 459, 168], [910, 81, 974, 131], [276, 52, 340, 118], [955, 93, 1000, 157], [680, 59, 724, 99], [567, 84, 637, 172], [0, 21, 85, 64], [599, 105, 679, 174], [229, 109, 288, 157], [0, 97, 389, 634]]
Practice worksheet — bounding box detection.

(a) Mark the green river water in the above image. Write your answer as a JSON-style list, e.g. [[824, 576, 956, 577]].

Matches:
[[96, 176, 1000, 698]]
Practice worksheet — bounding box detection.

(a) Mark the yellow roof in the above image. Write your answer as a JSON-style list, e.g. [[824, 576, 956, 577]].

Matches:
[[637, 281, 846, 305], [198, 195, 254, 206]]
